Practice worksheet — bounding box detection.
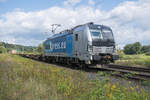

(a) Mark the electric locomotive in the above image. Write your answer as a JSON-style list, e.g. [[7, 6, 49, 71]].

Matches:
[[43, 22, 119, 66]]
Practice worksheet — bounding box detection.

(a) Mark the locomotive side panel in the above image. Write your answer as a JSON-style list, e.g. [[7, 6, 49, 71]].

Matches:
[[73, 25, 90, 61], [66, 34, 73, 57], [43, 34, 73, 58]]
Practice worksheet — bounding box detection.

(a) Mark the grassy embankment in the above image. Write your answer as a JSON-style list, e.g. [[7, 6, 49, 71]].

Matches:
[[115, 54, 150, 67], [0, 54, 149, 100]]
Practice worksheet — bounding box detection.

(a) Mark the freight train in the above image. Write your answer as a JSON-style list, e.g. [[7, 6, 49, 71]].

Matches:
[[42, 22, 119, 67]]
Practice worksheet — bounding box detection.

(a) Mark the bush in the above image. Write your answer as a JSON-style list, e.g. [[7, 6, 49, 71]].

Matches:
[[141, 46, 150, 53], [124, 42, 142, 55], [145, 52, 150, 56], [0, 46, 7, 53], [37, 44, 43, 54]]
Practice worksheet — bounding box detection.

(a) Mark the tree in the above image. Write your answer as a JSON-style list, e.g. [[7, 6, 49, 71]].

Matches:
[[132, 42, 142, 54], [0, 46, 7, 53], [141, 45, 150, 53], [37, 44, 43, 54], [123, 44, 133, 54], [123, 42, 142, 54], [0, 42, 2, 46]]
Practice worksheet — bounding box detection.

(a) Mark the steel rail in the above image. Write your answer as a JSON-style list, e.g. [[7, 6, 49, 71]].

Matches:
[[97, 65, 150, 81], [107, 64, 150, 73]]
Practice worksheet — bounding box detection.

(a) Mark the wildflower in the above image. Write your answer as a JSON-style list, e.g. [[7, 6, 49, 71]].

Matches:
[[108, 93, 113, 99], [111, 84, 116, 91], [130, 87, 134, 91]]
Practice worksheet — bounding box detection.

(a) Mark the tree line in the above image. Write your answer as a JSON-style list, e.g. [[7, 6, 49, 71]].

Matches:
[[0, 42, 40, 54], [1, 41, 150, 55], [123, 42, 150, 56]]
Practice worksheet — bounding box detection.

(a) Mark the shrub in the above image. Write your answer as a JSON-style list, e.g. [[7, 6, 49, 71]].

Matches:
[[145, 52, 150, 56], [37, 44, 43, 54], [0, 46, 7, 53], [123, 42, 142, 55], [141, 46, 150, 53]]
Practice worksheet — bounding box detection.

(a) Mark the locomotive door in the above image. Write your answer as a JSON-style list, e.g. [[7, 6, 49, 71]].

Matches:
[[73, 30, 83, 59]]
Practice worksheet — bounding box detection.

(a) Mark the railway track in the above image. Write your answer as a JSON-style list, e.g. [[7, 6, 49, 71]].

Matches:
[[97, 65, 150, 81], [18, 54, 150, 81]]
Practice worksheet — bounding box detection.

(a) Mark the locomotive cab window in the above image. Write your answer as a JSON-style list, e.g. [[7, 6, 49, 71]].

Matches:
[[102, 29, 114, 41], [91, 32, 100, 37], [75, 34, 78, 41], [90, 30, 102, 39], [44, 42, 50, 49]]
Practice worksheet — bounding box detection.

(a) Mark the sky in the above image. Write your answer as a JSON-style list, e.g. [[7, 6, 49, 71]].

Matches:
[[0, 0, 150, 48]]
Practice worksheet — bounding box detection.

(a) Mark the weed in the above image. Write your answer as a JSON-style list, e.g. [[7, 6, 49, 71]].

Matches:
[[141, 80, 150, 87], [89, 79, 150, 100], [115, 54, 150, 67], [0, 54, 150, 100], [97, 71, 108, 76]]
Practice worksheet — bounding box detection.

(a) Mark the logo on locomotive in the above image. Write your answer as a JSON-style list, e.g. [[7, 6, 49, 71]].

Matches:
[[49, 41, 66, 51]]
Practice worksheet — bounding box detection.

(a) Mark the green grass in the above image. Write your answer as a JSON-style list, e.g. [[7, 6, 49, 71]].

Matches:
[[115, 54, 150, 67], [0, 54, 149, 100]]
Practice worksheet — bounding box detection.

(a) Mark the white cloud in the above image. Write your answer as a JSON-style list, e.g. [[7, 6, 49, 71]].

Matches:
[[63, 0, 81, 6], [88, 0, 95, 5], [0, 0, 150, 46]]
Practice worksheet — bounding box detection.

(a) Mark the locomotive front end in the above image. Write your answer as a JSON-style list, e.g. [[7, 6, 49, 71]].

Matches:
[[87, 24, 119, 64]]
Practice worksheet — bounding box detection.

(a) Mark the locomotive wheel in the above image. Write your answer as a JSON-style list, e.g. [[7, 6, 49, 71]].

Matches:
[[78, 64, 88, 70]]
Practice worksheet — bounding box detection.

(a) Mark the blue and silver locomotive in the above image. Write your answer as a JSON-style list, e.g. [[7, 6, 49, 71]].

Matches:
[[43, 22, 119, 66]]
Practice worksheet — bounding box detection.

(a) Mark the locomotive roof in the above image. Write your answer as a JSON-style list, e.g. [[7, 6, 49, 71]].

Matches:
[[46, 22, 111, 41], [47, 30, 72, 40], [88, 23, 111, 30], [72, 22, 111, 30]]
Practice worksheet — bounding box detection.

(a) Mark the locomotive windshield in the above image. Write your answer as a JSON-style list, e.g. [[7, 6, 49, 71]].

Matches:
[[91, 31, 102, 39], [101, 29, 114, 41], [90, 28, 114, 41], [91, 32, 100, 37]]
